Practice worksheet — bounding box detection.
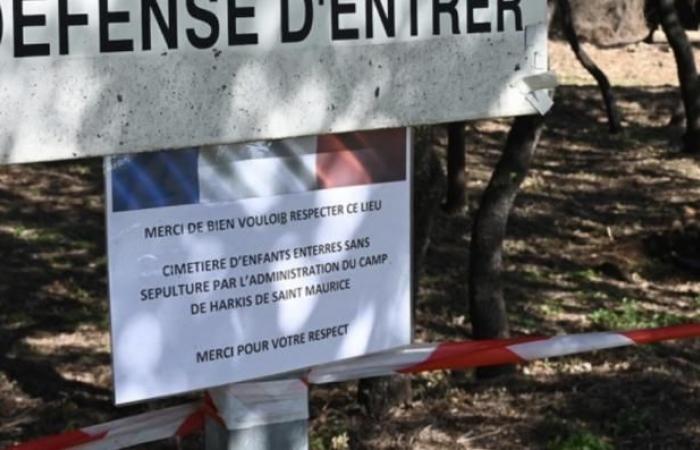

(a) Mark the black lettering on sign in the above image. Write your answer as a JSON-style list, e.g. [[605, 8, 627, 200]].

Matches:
[[142, 0, 178, 51], [281, 0, 313, 43], [497, 0, 522, 32], [0, 0, 529, 58], [99, 0, 134, 52], [59, 0, 89, 55], [13, 0, 50, 57], [409, 0, 418, 36], [467, 0, 490, 34], [432, 0, 458, 36], [186, 0, 220, 49], [228, 0, 258, 45], [366, 0, 395, 39], [331, 0, 358, 40]]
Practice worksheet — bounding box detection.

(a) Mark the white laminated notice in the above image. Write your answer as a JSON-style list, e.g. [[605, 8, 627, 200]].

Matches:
[[105, 128, 413, 404]]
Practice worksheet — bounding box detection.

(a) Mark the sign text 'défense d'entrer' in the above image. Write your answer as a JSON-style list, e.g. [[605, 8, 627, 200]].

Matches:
[[0, 0, 547, 165], [3, 0, 525, 58]]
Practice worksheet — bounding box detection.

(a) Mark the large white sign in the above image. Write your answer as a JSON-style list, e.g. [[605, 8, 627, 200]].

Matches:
[[106, 128, 412, 404], [0, 0, 550, 164]]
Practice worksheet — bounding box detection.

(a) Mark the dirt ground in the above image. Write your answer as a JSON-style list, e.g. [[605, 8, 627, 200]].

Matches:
[[1, 38, 700, 450]]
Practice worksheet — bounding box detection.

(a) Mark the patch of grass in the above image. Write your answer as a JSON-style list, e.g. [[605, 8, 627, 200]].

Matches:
[[539, 302, 565, 317], [8, 225, 75, 249], [310, 412, 351, 450], [570, 269, 599, 283], [0, 308, 35, 329], [512, 314, 541, 332], [9, 224, 26, 237], [590, 291, 609, 301], [310, 436, 325, 450], [609, 408, 653, 437], [523, 267, 551, 284], [692, 294, 700, 306], [68, 163, 97, 176], [574, 290, 610, 306], [548, 430, 613, 450], [590, 299, 686, 330], [310, 435, 351, 450]]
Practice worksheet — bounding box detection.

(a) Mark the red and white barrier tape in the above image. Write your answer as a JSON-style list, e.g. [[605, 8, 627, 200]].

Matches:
[[308, 324, 700, 383], [5, 402, 205, 450], [7, 324, 700, 450]]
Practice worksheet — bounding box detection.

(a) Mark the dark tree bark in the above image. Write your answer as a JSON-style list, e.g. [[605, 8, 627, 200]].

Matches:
[[443, 122, 467, 213], [645, 0, 700, 42], [645, 0, 662, 42], [657, 0, 700, 153], [469, 114, 546, 379], [644, 23, 660, 42], [669, 96, 687, 127], [414, 128, 446, 269], [357, 374, 412, 419], [357, 128, 444, 418], [557, 0, 623, 133]]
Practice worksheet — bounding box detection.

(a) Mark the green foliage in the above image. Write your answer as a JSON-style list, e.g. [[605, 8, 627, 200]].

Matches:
[[609, 408, 653, 436], [310, 413, 351, 450], [514, 314, 541, 331], [310, 432, 350, 450], [589, 299, 686, 330], [523, 267, 550, 283], [310, 436, 326, 450], [548, 431, 613, 450], [539, 302, 565, 317], [9, 225, 66, 245], [570, 269, 599, 283]]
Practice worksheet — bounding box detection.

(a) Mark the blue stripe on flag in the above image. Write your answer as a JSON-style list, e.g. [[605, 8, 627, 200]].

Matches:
[[111, 148, 200, 212]]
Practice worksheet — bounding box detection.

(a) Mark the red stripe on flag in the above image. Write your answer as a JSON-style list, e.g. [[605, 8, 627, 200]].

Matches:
[[316, 129, 407, 188], [7, 430, 107, 450], [317, 129, 406, 154], [316, 150, 373, 188]]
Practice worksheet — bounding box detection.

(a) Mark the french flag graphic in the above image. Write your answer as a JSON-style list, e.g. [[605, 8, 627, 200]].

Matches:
[[110, 129, 407, 212]]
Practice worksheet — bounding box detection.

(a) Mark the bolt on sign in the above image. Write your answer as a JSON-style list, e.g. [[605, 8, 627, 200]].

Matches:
[[0, 0, 551, 164], [106, 129, 412, 404]]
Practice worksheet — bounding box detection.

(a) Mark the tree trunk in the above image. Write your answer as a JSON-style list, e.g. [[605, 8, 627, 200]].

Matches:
[[414, 127, 446, 270], [669, 95, 687, 127], [645, 0, 661, 42], [357, 127, 444, 418], [469, 114, 546, 379], [657, 0, 700, 153], [557, 0, 623, 134], [443, 122, 467, 213], [357, 374, 412, 420]]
